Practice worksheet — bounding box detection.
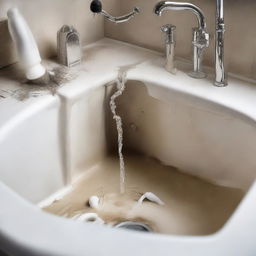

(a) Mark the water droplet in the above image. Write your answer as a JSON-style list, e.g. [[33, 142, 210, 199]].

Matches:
[[130, 123, 137, 131]]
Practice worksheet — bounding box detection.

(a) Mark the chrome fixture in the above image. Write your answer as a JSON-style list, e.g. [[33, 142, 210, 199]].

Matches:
[[215, 0, 227, 86], [57, 25, 81, 67], [160, 24, 176, 74], [101, 8, 140, 24], [154, 1, 209, 79], [90, 0, 140, 24]]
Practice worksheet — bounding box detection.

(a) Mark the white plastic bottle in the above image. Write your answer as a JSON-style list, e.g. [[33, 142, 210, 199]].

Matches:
[[7, 8, 47, 81]]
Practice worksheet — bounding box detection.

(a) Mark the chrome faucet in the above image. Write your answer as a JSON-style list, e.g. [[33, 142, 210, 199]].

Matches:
[[215, 0, 227, 86], [160, 24, 176, 74], [154, 1, 209, 79]]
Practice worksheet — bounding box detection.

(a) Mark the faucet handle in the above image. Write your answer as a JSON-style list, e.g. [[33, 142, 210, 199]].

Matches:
[[161, 24, 176, 44], [161, 24, 176, 33]]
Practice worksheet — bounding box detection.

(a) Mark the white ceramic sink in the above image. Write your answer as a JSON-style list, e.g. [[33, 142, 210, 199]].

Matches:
[[1, 39, 256, 255]]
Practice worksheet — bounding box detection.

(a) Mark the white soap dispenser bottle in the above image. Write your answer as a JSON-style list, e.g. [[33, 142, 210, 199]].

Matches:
[[7, 8, 48, 82]]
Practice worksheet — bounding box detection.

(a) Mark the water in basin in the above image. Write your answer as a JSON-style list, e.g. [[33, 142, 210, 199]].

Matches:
[[42, 75, 246, 235], [43, 154, 244, 235]]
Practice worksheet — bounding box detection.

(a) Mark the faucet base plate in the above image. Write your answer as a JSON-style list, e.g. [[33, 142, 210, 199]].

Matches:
[[214, 80, 228, 87], [187, 71, 207, 79]]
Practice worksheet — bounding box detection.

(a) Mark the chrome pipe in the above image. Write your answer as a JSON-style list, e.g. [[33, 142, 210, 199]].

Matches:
[[161, 24, 177, 74], [189, 27, 208, 79], [101, 7, 140, 24], [214, 0, 227, 86]]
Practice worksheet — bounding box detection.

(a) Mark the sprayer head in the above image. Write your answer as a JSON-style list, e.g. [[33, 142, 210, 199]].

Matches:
[[90, 0, 102, 13]]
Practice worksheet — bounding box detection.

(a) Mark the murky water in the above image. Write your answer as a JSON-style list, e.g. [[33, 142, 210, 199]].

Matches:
[[43, 154, 244, 235], [109, 72, 127, 194]]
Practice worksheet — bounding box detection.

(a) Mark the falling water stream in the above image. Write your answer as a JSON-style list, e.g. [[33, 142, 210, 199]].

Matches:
[[109, 71, 127, 194]]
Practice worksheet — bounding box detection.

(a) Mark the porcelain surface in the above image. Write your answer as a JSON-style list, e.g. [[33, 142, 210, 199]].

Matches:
[[0, 38, 256, 255]]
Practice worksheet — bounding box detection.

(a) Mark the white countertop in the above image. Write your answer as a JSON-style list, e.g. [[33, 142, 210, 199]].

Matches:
[[0, 37, 256, 134]]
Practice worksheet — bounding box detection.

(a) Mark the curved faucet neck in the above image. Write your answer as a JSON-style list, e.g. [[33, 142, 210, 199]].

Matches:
[[154, 1, 206, 31]]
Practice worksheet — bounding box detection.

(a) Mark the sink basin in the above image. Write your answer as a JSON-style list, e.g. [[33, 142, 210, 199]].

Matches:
[[1, 39, 256, 255]]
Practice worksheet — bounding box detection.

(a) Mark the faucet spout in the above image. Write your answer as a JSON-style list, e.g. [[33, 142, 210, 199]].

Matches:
[[154, 1, 206, 30]]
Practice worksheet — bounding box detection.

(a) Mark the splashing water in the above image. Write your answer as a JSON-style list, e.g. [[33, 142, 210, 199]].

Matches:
[[110, 71, 126, 194]]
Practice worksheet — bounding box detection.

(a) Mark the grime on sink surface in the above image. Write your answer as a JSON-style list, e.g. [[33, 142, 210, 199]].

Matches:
[[43, 154, 244, 236]]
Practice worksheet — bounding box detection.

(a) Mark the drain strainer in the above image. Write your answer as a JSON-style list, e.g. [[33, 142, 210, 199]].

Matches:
[[115, 221, 152, 232]]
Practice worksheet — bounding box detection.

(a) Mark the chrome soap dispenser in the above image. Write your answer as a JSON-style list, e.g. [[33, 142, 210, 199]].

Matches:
[[57, 25, 81, 67]]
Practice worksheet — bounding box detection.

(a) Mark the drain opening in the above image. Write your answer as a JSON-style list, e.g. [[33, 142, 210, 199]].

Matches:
[[115, 221, 152, 232]]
